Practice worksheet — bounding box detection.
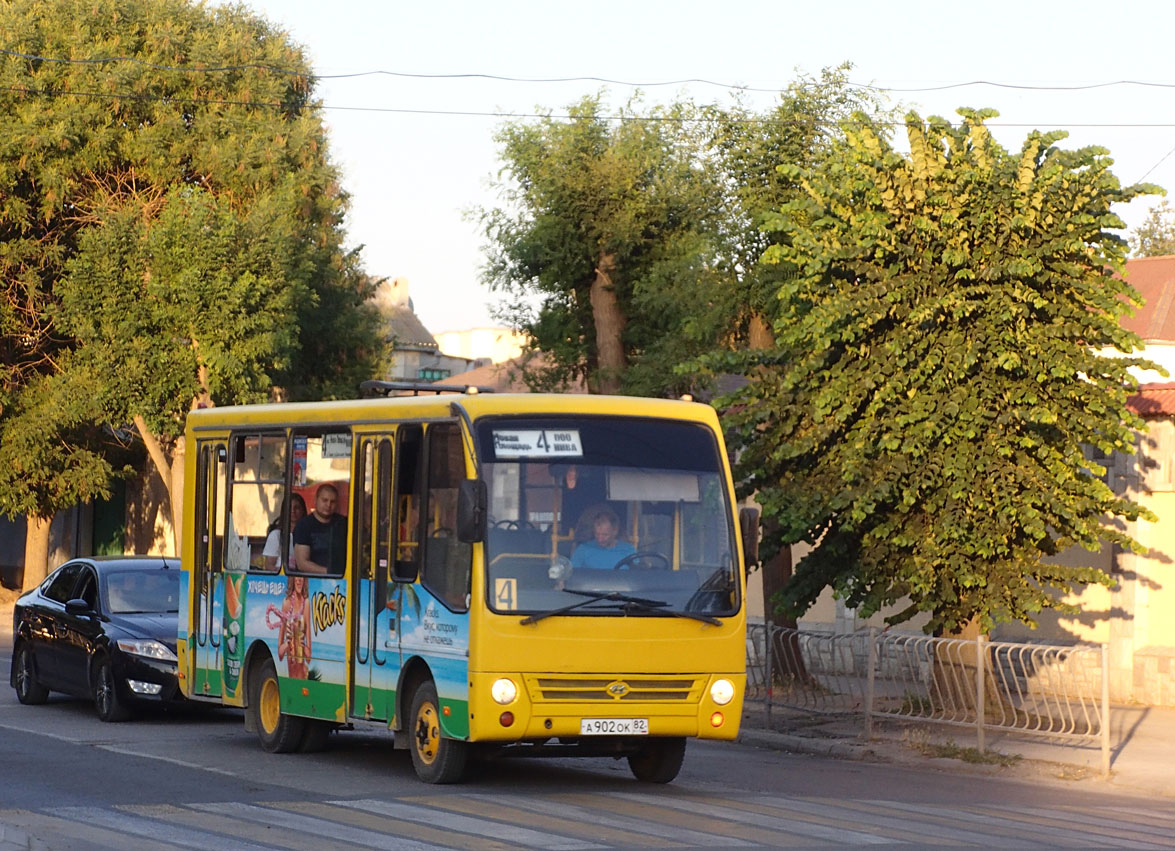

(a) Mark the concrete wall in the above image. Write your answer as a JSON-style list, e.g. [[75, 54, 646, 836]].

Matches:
[[434, 327, 527, 365]]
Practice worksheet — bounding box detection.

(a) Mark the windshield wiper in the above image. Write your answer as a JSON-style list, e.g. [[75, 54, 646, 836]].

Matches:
[[520, 589, 720, 626]]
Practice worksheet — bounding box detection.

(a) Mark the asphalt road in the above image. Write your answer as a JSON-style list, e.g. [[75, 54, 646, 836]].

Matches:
[[2, 644, 1175, 850]]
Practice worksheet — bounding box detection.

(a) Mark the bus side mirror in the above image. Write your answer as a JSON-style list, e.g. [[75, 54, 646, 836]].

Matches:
[[457, 479, 487, 544], [739, 507, 760, 570]]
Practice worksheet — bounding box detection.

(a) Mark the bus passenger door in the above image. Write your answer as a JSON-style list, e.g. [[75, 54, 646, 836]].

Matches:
[[352, 436, 397, 722], [193, 441, 227, 695]]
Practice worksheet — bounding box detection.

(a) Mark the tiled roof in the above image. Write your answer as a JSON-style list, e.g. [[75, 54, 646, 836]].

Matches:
[[1128, 382, 1175, 417], [384, 307, 437, 350], [1123, 255, 1175, 342], [435, 353, 587, 393]]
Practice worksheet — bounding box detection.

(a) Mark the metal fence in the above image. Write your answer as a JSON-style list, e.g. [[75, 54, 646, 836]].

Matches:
[[746, 625, 1110, 776]]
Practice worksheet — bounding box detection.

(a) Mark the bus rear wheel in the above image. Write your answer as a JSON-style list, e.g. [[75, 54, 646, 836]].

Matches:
[[250, 658, 305, 753], [408, 680, 467, 784], [628, 737, 686, 783]]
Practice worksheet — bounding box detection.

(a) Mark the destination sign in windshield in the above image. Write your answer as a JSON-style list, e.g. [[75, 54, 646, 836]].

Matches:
[[492, 429, 583, 458]]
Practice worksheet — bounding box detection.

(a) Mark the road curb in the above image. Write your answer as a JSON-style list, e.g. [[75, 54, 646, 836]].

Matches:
[[0, 823, 43, 851], [737, 728, 878, 761]]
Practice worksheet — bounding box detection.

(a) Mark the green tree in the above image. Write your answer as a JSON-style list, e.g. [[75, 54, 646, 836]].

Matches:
[[0, 0, 381, 578], [1131, 199, 1175, 257], [479, 94, 723, 395], [699, 65, 893, 352], [723, 109, 1159, 635], [480, 70, 891, 399]]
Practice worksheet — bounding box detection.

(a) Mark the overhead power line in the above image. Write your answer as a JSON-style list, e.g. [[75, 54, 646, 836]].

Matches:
[[6, 48, 1175, 95], [9, 83, 1175, 130]]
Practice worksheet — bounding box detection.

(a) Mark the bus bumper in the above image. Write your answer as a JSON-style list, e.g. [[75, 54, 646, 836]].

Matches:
[[467, 671, 744, 743]]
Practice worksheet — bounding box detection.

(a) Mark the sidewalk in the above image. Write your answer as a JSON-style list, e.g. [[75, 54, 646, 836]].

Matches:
[[738, 695, 1175, 798], [3, 600, 1174, 799]]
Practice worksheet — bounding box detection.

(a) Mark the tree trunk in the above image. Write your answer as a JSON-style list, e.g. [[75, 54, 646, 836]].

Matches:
[[22, 514, 52, 592], [589, 252, 626, 395], [170, 435, 186, 556], [746, 310, 809, 682], [930, 618, 1009, 720], [748, 313, 774, 349], [133, 414, 179, 556], [759, 518, 811, 684]]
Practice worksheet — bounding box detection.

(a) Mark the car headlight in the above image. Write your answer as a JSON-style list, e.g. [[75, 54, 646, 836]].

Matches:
[[116, 639, 177, 662], [490, 677, 518, 705], [710, 678, 735, 706]]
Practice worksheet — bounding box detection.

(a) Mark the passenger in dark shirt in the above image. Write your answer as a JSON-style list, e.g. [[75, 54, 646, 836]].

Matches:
[[292, 484, 347, 574]]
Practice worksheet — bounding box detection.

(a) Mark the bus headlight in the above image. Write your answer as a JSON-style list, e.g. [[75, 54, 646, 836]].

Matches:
[[710, 678, 735, 706], [491, 678, 518, 705]]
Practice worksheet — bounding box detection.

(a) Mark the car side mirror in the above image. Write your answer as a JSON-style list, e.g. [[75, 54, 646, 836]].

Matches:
[[739, 507, 760, 570], [457, 479, 487, 544], [65, 598, 94, 617]]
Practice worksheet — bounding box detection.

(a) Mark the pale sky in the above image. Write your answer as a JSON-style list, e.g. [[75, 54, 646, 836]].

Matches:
[[245, 0, 1175, 335]]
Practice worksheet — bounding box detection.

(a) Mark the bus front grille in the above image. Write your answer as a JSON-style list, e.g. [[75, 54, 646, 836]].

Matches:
[[529, 677, 701, 703]]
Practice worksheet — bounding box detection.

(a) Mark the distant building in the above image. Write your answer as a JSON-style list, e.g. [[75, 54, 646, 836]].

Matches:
[[434, 327, 527, 366], [373, 278, 472, 382]]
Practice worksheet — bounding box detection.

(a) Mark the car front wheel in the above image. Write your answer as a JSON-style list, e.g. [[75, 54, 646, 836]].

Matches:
[[94, 656, 131, 722], [14, 644, 49, 705]]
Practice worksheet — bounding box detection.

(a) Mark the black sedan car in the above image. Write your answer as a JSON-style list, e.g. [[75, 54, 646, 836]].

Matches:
[[10, 556, 181, 721]]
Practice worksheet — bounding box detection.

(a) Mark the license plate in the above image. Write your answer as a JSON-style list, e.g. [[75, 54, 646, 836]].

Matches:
[[580, 718, 649, 735]]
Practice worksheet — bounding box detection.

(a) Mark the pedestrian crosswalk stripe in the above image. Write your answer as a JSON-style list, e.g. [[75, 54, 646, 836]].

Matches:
[[48, 805, 276, 851], [462, 793, 756, 847], [1102, 806, 1175, 829], [401, 793, 685, 848], [751, 797, 1034, 848], [268, 801, 516, 851], [120, 804, 325, 851], [991, 806, 1175, 848], [881, 800, 1175, 849], [4, 790, 1175, 850], [1, 808, 171, 851], [670, 792, 940, 846], [616, 792, 899, 846], [190, 801, 445, 850], [335, 798, 602, 850], [564, 792, 876, 849]]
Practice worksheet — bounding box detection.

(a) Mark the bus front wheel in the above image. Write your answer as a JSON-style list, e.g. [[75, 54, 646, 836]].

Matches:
[[408, 680, 468, 784], [628, 737, 686, 783], [250, 658, 305, 753]]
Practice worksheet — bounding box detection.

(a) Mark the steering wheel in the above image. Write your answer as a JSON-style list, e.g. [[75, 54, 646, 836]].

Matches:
[[613, 551, 670, 571], [430, 527, 453, 537], [493, 519, 536, 530]]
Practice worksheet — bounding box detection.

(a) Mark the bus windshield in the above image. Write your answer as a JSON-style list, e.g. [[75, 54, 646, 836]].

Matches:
[[477, 417, 739, 619]]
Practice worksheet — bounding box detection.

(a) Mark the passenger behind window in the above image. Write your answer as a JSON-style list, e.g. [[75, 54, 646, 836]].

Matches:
[[293, 484, 347, 574], [262, 493, 306, 571]]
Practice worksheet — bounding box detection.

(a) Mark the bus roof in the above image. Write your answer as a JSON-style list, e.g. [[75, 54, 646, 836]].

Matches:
[[185, 393, 720, 432]]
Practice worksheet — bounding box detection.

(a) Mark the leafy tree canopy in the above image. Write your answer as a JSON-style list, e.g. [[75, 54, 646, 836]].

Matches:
[[721, 108, 1160, 634], [479, 68, 892, 397], [1130, 199, 1175, 257], [480, 94, 722, 395], [0, 0, 383, 532]]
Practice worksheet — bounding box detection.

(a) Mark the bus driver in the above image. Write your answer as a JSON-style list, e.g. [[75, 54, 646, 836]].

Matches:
[[570, 508, 635, 571]]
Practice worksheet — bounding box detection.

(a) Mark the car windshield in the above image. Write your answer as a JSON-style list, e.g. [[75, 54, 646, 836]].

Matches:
[[105, 569, 180, 614], [477, 416, 739, 619]]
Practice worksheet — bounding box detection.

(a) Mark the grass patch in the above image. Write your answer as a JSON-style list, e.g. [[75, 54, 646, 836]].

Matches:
[[902, 728, 1021, 766]]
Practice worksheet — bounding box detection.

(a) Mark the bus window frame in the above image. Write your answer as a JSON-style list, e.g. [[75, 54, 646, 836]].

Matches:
[[226, 429, 290, 575]]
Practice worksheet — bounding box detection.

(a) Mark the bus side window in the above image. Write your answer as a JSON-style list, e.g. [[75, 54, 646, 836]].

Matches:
[[228, 433, 286, 571], [421, 423, 470, 612], [393, 425, 424, 582]]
